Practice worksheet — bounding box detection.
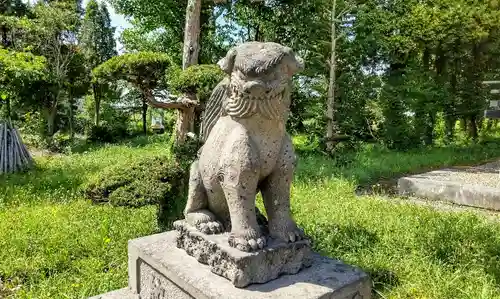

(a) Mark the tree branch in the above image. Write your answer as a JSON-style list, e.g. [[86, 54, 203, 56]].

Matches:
[[144, 90, 199, 110]]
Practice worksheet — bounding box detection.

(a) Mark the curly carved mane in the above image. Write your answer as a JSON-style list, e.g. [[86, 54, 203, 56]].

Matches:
[[200, 42, 300, 142]]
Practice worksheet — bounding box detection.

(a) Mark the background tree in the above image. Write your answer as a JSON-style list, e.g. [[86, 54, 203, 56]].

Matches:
[[165, 64, 225, 136], [80, 0, 117, 127], [23, 2, 80, 137], [1, 0, 499, 154], [108, 0, 262, 145], [92, 52, 172, 135], [130, 0, 228, 144], [0, 49, 46, 174], [65, 49, 90, 138]]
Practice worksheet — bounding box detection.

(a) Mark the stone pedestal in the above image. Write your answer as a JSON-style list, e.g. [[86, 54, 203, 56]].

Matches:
[[89, 231, 372, 299], [174, 220, 313, 288]]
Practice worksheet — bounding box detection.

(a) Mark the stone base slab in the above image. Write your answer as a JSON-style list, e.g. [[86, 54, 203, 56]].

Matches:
[[174, 220, 313, 288], [89, 231, 372, 299], [88, 288, 137, 299], [398, 169, 500, 211]]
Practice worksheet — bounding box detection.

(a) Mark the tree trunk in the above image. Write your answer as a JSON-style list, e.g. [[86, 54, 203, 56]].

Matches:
[[1, 26, 8, 47], [460, 117, 468, 133], [69, 95, 74, 139], [174, 0, 203, 145], [93, 83, 101, 127], [175, 93, 197, 144], [476, 115, 484, 133], [326, 0, 338, 153], [182, 0, 202, 70], [424, 111, 436, 146], [446, 71, 458, 142], [142, 95, 148, 135], [46, 92, 59, 137], [414, 109, 425, 145], [47, 105, 58, 137], [417, 47, 437, 145], [175, 108, 195, 144], [469, 115, 478, 141]]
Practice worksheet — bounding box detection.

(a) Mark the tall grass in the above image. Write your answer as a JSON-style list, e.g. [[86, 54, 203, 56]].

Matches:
[[2, 135, 500, 298]]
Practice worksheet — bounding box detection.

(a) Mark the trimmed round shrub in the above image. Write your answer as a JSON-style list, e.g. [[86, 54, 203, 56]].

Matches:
[[92, 52, 172, 88], [87, 123, 129, 143], [83, 154, 187, 206], [169, 64, 225, 102], [87, 125, 115, 143], [82, 154, 188, 230]]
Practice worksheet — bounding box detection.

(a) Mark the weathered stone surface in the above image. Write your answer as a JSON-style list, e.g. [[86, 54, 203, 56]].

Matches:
[[132, 231, 371, 299], [89, 231, 371, 299], [88, 288, 137, 299], [183, 42, 308, 253], [174, 220, 313, 288], [398, 162, 500, 210]]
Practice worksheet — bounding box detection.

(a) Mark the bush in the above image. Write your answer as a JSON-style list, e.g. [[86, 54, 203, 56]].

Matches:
[[86, 123, 129, 143], [92, 52, 172, 87], [47, 131, 72, 153], [169, 64, 225, 102], [87, 125, 114, 143], [83, 154, 186, 206], [171, 134, 200, 167], [82, 154, 188, 229]]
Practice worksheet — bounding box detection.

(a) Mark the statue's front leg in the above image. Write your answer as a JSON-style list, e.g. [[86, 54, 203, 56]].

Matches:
[[221, 138, 266, 252], [260, 135, 305, 243], [184, 160, 223, 234]]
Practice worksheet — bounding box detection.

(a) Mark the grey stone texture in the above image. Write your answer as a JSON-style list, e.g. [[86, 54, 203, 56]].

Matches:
[[174, 220, 313, 288], [90, 231, 372, 299], [88, 288, 137, 299], [398, 161, 500, 210], [184, 42, 307, 253]]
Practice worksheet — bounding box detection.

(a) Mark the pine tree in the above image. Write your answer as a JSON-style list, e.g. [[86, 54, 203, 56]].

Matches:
[[80, 0, 117, 126], [98, 3, 117, 61]]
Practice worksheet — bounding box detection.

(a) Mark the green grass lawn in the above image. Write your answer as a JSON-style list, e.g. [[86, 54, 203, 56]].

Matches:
[[2, 135, 500, 298]]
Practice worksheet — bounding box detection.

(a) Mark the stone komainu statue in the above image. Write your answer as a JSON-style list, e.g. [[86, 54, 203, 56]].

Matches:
[[184, 42, 305, 252]]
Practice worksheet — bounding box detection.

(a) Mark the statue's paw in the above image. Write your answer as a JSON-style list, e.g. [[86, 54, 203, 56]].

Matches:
[[228, 229, 267, 252], [186, 210, 224, 234], [270, 221, 305, 244], [196, 221, 224, 235]]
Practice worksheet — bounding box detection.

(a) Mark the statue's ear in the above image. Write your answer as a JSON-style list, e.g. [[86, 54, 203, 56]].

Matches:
[[218, 48, 237, 74]]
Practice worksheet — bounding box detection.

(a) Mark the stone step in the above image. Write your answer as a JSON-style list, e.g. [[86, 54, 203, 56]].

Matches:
[[398, 162, 500, 211]]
